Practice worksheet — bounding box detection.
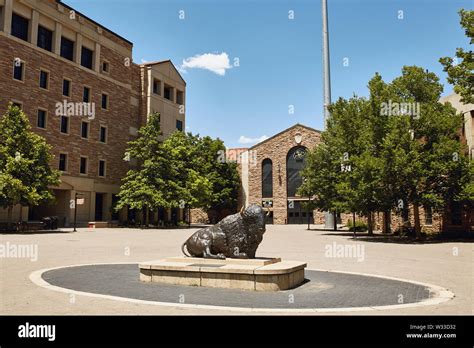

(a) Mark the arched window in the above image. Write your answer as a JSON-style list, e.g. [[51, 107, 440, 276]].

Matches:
[[262, 159, 273, 198], [287, 146, 307, 197]]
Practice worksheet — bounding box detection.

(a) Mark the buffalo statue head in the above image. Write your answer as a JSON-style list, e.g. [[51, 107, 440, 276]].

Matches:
[[240, 204, 268, 236]]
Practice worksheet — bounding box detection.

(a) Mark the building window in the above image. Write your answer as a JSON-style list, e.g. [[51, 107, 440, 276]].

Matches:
[[60, 116, 69, 134], [11, 13, 29, 41], [37, 25, 53, 52], [83, 87, 90, 102], [60, 37, 74, 61], [81, 121, 89, 139], [39, 70, 49, 89], [286, 146, 307, 197], [262, 159, 273, 198], [450, 201, 463, 226], [102, 61, 109, 73], [13, 61, 24, 81], [37, 109, 47, 128], [424, 206, 432, 225], [81, 47, 93, 69], [176, 90, 184, 105], [176, 120, 183, 131], [99, 160, 106, 177], [59, 153, 67, 171], [164, 84, 174, 101], [63, 79, 71, 97], [99, 126, 107, 143], [153, 79, 161, 95], [80, 157, 88, 174], [101, 93, 108, 110]]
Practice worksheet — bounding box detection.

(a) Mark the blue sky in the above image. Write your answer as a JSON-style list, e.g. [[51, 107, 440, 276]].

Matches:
[[66, 0, 472, 148]]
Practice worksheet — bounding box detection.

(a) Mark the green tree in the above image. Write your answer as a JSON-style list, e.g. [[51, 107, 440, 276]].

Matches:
[[439, 9, 474, 104], [160, 131, 212, 211], [199, 136, 240, 216], [0, 104, 60, 229], [299, 96, 375, 232], [116, 113, 239, 226], [300, 66, 472, 236], [115, 113, 170, 225], [385, 66, 467, 236]]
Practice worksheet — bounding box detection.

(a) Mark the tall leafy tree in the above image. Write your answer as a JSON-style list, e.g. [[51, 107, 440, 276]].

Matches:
[[299, 96, 376, 232], [198, 136, 240, 216], [439, 9, 474, 104], [300, 66, 472, 236], [115, 113, 170, 224], [0, 104, 60, 229], [385, 66, 468, 236], [116, 113, 239, 225]]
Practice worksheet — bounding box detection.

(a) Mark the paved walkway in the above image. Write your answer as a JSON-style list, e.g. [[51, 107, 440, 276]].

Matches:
[[0, 225, 472, 314]]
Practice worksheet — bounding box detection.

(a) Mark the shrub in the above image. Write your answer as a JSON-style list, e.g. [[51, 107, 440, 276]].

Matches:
[[347, 220, 368, 232]]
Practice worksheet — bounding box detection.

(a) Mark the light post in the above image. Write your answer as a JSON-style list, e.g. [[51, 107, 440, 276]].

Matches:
[[322, 0, 335, 229], [73, 192, 84, 232], [307, 195, 311, 231]]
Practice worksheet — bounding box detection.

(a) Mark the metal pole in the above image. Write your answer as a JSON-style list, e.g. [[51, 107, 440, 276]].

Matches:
[[322, 0, 331, 127], [322, 0, 335, 229], [352, 212, 356, 238], [307, 196, 310, 230], [73, 192, 77, 232]]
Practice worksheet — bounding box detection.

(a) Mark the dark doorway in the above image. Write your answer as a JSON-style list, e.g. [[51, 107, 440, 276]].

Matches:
[[95, 193, 104, 221], [287, 201, 314, 224], [111, 194, 119, 220], [158, 208, 165, 225], [265, 211, 274, 225], [171, 208, 179, 225]]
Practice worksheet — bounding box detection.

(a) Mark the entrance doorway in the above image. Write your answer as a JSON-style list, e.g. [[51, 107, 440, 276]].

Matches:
[[265, 211, 274, 225], [95, 193, 104, 221], [287, 200, 314, 224]]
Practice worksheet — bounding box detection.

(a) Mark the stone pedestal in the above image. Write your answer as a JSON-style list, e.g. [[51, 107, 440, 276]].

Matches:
[[139, 257, 306, 291]]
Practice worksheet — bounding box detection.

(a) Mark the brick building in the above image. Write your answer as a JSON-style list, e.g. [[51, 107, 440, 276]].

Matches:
[[0, 0, 186, 226]]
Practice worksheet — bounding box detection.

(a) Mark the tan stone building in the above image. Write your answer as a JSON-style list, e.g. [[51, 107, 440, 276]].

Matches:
[[140, 60, 186, 138], [0, 0, 186, 226], [440, 93, 474, 160], [238, 124, 325, 225]]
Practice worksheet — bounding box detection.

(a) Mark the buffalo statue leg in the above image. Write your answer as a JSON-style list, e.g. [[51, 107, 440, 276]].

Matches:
[[203, 246, 225, 260]]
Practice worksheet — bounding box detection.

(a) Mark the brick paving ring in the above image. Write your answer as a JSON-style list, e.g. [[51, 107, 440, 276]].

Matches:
[[31, 263, 454, 313]]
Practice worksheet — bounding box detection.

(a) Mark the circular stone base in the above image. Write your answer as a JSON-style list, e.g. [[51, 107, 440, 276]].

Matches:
[[34, 263, 453, 312]]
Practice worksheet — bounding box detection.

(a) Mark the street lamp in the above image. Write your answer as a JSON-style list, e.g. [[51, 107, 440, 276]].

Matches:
[[73, 192, 85, 232]]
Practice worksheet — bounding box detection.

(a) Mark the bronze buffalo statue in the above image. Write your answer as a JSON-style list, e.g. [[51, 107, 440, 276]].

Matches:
[[181, 204, 268, 259]]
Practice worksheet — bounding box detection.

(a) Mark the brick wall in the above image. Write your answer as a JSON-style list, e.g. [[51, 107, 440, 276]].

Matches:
[[0, 34, 135, 185]]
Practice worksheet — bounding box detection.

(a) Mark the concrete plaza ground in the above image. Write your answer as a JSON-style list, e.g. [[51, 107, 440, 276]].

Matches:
[[0, 225, 472, 315]]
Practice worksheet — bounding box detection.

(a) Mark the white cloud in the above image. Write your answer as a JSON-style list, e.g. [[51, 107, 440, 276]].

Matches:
[[238, 135, 269, 145], [180, 52, 232, 76]]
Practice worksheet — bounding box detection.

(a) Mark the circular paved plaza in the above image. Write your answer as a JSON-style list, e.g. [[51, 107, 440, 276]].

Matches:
[[37, 263, 437, 311]]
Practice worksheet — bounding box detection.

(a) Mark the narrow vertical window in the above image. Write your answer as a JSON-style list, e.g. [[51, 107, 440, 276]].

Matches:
[[262, 159, 273, 198]]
